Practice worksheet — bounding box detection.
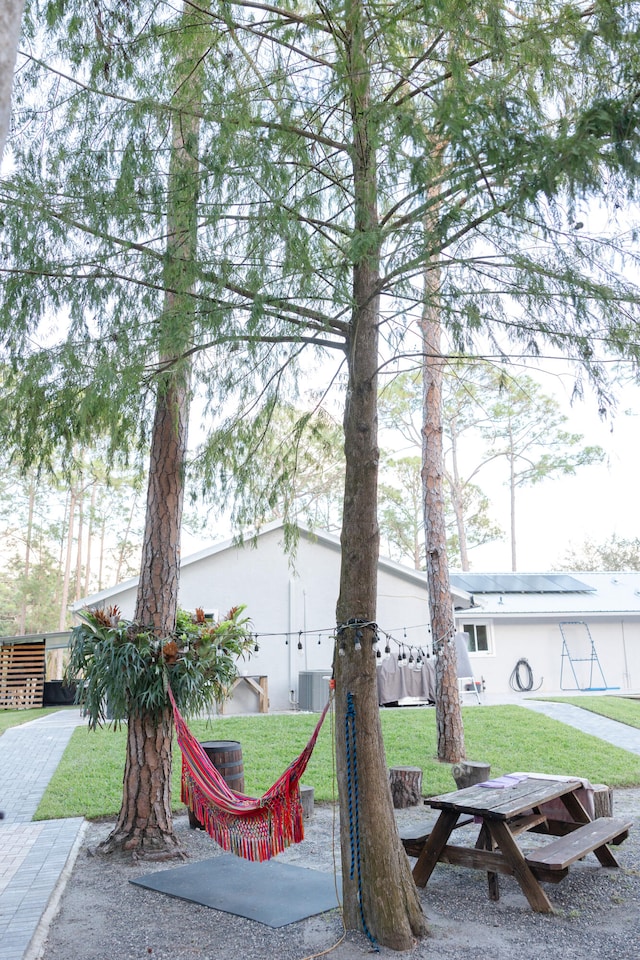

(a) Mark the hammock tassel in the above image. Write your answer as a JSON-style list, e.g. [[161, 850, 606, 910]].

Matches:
[[168, 685, 330, 862]]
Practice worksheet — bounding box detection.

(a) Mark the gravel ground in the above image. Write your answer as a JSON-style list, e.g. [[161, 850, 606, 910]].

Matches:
[[40, 790, 639, 960]]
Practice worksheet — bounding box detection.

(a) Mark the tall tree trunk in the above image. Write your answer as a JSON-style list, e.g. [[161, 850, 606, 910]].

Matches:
[[448, 425, 471, 570], [16, 477, 34, 635], [98, 709, 176, 856], [421, 261, 465, 764], [84, 480, 97, 596], [74, 469, 84, 602], [58, 486, 76, 632], [99, 0, 205, 858], [98, 514, 106, 591], [0, 0, 24, 162], [115, 493, 137, 583], [334, 3, 427, 948], [509, 424, 517, 571]]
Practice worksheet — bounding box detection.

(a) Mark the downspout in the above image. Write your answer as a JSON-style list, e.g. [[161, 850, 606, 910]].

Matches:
[[288, 579, 298, 708], [621, 620, 630, 689]]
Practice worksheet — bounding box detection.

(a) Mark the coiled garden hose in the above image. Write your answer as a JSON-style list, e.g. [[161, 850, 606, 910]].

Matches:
[[509, 658, 543, 692]]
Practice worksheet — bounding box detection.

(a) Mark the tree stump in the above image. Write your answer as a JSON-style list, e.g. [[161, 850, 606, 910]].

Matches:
[[300, 784, 314, 819], [451, 760, 491, 789], [592, 783, 613, 818], [389, 766, 423, 808]]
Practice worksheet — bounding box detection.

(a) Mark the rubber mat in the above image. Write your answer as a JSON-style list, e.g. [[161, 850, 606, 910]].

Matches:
[[131, 855, 342, 927]]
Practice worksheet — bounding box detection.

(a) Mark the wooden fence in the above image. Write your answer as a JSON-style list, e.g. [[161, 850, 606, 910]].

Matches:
[[0, 639, 45, 709]]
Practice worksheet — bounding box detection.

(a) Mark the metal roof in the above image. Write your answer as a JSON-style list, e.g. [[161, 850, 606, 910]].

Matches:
[[450, 573, 595, 594]]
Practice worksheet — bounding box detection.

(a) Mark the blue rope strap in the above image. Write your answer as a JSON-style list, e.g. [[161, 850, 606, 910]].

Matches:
[[345, 691, 379, 951]]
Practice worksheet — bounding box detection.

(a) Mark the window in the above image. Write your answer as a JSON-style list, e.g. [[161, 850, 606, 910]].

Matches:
[[461, 623, 490, 654]]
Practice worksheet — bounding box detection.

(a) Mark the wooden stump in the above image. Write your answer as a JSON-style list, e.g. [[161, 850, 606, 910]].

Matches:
[[451, 760, 491, 789], [592, 783, 613, 818], [389, 766, 423, 808], [300, 784, 315, 819]]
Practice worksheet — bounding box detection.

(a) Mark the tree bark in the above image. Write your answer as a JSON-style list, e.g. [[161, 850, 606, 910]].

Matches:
[[98, 707, 180, 857], [421, 251, 465, 764], [333, 3, 428, 949]]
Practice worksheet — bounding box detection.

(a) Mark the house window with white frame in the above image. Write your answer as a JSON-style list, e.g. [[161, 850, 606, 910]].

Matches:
[[461, 622, 492, 655]]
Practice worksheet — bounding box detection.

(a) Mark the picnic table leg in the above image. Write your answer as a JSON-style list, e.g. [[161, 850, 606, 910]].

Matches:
[[413, 810, 459, 888], [558, 791, 590, 824], [487, 820, 554, 914], [476, 822, 500, 901]]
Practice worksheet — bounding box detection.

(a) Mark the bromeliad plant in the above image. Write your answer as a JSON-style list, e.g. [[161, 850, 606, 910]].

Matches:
[[66, 604, 254, 726]]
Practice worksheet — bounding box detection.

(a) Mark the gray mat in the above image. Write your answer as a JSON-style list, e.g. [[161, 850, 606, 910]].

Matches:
[[131, 855, 342, 927]]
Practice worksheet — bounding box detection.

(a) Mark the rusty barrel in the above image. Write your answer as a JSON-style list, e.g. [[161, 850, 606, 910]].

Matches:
[[188, 740, 244, 830]]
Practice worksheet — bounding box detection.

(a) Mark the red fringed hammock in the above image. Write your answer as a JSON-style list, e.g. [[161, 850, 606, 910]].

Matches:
[[168, 685, 331, 862]]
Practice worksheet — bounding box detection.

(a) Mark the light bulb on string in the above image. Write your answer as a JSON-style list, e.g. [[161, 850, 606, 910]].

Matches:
[[297, 631, 303, 651]]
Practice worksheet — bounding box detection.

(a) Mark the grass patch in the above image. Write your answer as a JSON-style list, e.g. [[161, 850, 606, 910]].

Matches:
[[36, 704, 640, 821], [535, 696, 640, 729], [0, 707, 67, 737]]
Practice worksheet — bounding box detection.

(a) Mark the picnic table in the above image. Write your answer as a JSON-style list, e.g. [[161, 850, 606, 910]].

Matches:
[[404, 774, 632, 913]]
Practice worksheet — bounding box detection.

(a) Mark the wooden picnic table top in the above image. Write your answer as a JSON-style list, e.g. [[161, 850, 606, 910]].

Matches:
[[425, 776, 585, 820]]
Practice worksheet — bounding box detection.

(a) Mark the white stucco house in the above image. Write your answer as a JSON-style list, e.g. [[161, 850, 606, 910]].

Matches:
[[450, 572, 640, 697], [72, 522, 469, 713], [72, 524, 640, 711]]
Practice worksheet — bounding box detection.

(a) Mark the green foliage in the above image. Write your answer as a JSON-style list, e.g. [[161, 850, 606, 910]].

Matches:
[[35, 703, 640, 819], [3, 1, 640, 505], [0, 446, 146, 634], [558, 535, 640, 571], [480, 373, 606, 489], [65, 604, 254, 726]]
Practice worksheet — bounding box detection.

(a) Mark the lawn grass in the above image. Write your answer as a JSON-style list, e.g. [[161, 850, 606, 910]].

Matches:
[[36, 704, 640, 821], [536, 695, 640, 729], [0, 707, 67, 737]]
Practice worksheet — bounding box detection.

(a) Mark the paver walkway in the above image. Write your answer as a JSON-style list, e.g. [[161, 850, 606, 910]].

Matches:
[[520, 698, 640, 755], [0, 710, 87, 960], [0, 697, 638, 960]]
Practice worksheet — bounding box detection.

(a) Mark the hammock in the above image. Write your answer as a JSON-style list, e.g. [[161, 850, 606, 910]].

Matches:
[[168, 685, 331, 862]]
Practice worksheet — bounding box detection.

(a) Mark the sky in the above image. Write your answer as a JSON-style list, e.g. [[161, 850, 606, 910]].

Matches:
[[466, 373, 640, 572]]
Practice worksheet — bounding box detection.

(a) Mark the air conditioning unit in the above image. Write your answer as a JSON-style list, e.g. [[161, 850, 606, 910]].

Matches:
[[298, 670, 331, 712]]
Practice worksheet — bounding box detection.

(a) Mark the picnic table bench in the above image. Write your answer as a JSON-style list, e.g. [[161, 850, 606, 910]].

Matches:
[[402, 774, 632, 913]]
